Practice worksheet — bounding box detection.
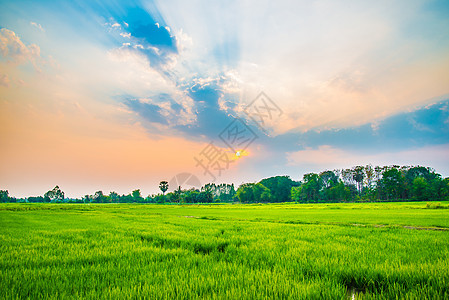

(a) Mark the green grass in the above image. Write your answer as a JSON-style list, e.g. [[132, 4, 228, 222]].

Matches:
[[1, 202, 448, 299]]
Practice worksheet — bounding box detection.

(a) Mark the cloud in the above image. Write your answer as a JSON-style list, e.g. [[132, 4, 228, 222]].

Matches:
[[0, 28, 41, 67], [271, 99, 449, 154], [30, 22, 45, 32], [124, 92, 196, 128], [0, 74, 10, 87], [155, 0, 449, 135], [125, 98, 168, 125]]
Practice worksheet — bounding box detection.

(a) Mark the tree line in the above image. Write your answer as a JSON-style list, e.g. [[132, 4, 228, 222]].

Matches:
[[293, 165, 449, 203], [1, 165, 448, 204]]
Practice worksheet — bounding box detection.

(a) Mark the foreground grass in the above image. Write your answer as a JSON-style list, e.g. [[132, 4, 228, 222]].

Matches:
[[1, 202, 448, 299]]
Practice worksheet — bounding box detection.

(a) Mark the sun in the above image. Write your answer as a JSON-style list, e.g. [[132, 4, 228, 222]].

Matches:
[[233, 149, 249, 160]]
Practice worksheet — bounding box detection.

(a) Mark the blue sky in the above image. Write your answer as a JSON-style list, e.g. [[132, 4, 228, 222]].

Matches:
[[1, 0, 449, 197]]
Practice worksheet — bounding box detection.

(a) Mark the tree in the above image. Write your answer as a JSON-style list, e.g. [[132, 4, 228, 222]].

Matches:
[[184, 189, 200, 203], [197, 190, 213, 203], [319, 170, 338, 189], [109, 192, 119, 203], [28, 196, 45, 203], [352, 166, 365, 195], [441, 178, 449, 200], [341, 168, 355, 186], [253, 183, 272, 202], [132, 189, 143, 202], [93, 191, 107, 203], [298, 173, 322, 202], [259, 176, 299, 202], [0, 190, 9, 202], [364, 164, 375, 189], [236, 183, 256, 203], [412, 177, 429, 201], [169, 187, 182, 203], [215, 183, 236, 202], [44, 186, 65, 203], [379, 168, 403, 200], [291, 186, 301, 203], [328, 182, 353, 202], [159, 181, 169, 195]]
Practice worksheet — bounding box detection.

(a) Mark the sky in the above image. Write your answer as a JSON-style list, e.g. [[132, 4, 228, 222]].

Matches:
[[1, 0, 449, 198]]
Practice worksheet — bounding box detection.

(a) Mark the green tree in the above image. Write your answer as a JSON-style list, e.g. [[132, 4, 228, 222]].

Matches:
[[319, 170, 338, 201], [93, 191, 107, 203], [0, 190, 9, 202], [159, 181, 169, 195], [327, 182, 353, 202], [379, 168, 403, 200], [27, 196, 45, 203], [352, 166, 365, 195], [169, 187, 182, 203], [298, 173, 322, 202], [197, 190, 213, 203], [236, 183, 256, 203], [109, 191, 119, 203], [184, 189, 200, 203], [319, 170, 338, 189], [291, 186, 301, 203], [253, 183, 272, 202], [132, 189, 143, 202], [441, 178, 449, 200], [44, 186, 65, 203], [412, 177, 429, 201], [259, 176, 298, 202]]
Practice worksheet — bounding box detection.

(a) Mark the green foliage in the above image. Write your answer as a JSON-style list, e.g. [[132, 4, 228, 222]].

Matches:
[[131, 189, 143, 202], [27, 196, 45, 203], [0, 190, 9, 203], [2, 165, 447, 204], [92, 191, 108, 203], [202, 183, 236, 202], [297, 173, 322, 202], [259, 176, 298, 202], [252, 183, 272, 202], [379, 168, 403, 200], [236, 183, 256, 203], [236, 183, 272, 203], [412, 177, 429, 201], [44, 186, 65, 203], [159, 181, 169, 195]]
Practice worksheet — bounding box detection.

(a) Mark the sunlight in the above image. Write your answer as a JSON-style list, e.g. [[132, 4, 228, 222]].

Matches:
[[233, 149, 249, 160]]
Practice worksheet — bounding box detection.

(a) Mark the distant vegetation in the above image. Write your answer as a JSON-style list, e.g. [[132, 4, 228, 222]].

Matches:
[[1, 165, 448, 204]]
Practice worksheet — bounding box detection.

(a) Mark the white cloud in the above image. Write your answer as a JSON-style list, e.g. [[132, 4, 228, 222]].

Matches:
[[0, 28, 41, 67], [106, 46, 175, 96], [120, 32, 131, 38], [154, 0, 449, 134], [30, 22, 45, 32]]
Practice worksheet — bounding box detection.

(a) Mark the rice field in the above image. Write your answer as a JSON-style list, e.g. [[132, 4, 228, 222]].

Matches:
[[1, 202, 448, 299]]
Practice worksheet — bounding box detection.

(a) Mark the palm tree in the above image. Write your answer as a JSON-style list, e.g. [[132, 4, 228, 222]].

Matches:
[[159, 181, 169, 195]]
